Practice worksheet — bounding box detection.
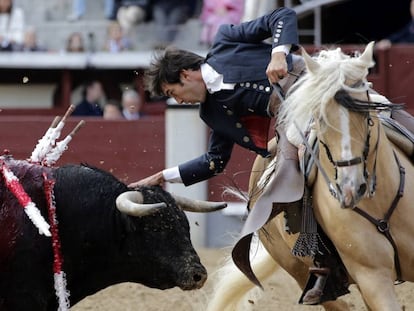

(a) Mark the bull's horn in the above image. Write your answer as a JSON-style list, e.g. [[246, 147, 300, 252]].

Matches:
[[171, 194, 227, 213], [116, 191, 167, 217]]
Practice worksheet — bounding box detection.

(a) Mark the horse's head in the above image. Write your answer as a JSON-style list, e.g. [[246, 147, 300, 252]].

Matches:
[[317, 89, 376, 208], [281, 42, 398, 208]]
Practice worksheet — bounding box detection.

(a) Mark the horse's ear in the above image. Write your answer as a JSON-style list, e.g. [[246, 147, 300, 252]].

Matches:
[[359, 41, 375, 66], [301, 46, 320, 74]]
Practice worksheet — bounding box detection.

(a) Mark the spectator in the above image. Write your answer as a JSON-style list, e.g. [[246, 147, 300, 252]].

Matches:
[[103, 100, 124, 119], [376, 0, 414, 50], [72, 80, 105, 116], [0, 0, 25, 51], [67, 0, 116, 22], [115, 0, 150, 34], [103, 21, 133, 52], [65, 32, 85, 52], [199, 0, 244, 47], [13, 26, 47, 52], [151, 0, 193, 48], [121, 89, 142, 120]]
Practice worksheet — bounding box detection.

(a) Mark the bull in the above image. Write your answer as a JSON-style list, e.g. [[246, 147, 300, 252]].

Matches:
[[0, 154, 226, 311]]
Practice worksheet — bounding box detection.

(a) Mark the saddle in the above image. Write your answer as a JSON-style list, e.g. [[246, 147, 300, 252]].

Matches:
[[380, 115, 414, 161]]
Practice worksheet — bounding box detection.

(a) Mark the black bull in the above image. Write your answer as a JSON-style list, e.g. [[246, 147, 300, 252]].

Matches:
[[0, 157, 226, 310]]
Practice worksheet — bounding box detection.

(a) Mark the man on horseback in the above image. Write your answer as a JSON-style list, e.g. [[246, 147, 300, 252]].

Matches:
[[128, 6, 301, 195]]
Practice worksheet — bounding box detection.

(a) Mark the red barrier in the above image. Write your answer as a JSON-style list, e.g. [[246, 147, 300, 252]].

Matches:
[[0, 116, 165, 185], [0, 115, 259, 202], [384, 45, 414, 112]]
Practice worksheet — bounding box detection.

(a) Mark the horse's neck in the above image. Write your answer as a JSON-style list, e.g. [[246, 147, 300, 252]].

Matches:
[[370, 125, 405, 195], [378, 125, 401, 169]]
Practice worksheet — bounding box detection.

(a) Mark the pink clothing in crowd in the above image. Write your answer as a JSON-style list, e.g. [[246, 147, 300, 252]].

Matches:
[[199, 0, 244, 46]]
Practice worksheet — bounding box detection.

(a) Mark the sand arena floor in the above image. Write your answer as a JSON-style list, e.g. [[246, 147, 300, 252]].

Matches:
[[70, 247, 414, 311]]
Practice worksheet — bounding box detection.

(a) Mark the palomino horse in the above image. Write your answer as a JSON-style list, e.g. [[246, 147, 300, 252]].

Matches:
[[208, 41, 414, 311]]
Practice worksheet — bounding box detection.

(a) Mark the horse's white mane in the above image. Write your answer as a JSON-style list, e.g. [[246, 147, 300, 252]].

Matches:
[[279, 44, 375, 146]]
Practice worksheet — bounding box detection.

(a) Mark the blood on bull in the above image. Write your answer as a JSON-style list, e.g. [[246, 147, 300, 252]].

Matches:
[[0, 108, 227, 311]]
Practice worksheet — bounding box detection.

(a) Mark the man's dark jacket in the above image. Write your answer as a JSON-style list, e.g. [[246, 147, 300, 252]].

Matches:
[[179, 7, 299, 185], [72, 100, 104, 116], [388, 19, 414, 43]]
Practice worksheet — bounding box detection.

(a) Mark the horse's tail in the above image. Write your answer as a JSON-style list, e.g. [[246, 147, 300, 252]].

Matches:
[[206, 240, 280, 311]]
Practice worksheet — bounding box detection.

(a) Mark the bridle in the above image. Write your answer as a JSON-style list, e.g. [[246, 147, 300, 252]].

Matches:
[[318, 89, 380, 200], [300, 85, 407, 282]]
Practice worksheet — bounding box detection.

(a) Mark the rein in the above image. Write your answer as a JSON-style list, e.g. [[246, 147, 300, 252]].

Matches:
[[294, 121, 339, 199]]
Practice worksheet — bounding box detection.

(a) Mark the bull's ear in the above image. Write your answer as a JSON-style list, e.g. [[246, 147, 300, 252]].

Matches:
[[171, 194, 227, 213]]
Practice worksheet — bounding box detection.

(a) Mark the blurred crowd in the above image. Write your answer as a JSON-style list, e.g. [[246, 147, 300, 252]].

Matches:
[[0, 0, 251, 53], [0, 0, 252, 118], [3, 0, 414, 53]]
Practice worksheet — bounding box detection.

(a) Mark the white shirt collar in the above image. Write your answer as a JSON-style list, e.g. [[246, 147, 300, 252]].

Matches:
[[201, 63, 235, 94]]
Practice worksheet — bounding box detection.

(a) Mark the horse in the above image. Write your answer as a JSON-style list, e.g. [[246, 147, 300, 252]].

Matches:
[[207, 41, 414, 311], [207, 137, 351, 311]]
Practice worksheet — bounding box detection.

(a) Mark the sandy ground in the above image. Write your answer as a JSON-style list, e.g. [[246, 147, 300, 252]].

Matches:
[[71, 248, 414, 311]]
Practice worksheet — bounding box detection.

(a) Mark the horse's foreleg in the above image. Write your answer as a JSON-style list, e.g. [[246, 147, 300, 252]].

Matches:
[[339, 242, 400, 310], [320, 300, 351, 311], [352, 269, 401, 311]]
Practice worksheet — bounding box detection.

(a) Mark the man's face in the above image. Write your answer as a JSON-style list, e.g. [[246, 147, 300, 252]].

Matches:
[[123, 97, 141, 113], [162, 69, 207, 104], [89, 82, 104, 102]]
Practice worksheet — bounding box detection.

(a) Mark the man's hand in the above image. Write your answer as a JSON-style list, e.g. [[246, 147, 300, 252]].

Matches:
[[266, 51, 288, 84], [128, 171, 164, 188]]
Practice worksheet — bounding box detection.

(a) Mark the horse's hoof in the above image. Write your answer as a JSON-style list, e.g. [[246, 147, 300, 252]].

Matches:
[[302, 288, 323, 305]]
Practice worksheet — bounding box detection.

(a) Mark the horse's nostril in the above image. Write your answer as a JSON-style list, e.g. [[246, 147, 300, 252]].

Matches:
[[358, 183, 367, 196]]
